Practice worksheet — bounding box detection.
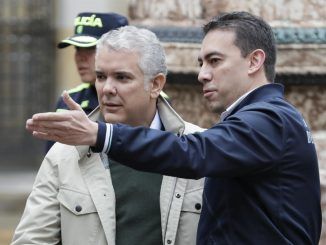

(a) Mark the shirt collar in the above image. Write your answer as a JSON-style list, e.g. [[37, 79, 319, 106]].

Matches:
[[220, 87, 257, 121], [149, 110, 162, 130]]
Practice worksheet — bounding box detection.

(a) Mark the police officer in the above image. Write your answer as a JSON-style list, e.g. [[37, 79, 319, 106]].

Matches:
[[46, 12, 129, 152]]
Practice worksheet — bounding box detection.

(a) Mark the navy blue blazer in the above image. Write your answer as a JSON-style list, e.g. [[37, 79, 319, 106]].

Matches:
[[96, 83, 321, 244]]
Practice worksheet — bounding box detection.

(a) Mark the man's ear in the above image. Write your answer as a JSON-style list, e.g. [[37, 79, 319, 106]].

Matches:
[[248, 49, 265, 75], [150, 73, 166, 99]]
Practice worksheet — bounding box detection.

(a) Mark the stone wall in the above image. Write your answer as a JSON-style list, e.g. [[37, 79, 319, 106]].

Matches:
[[285, 85, 326, 130], [164, 83, 326, 130], [129, 0, 325, 27], [161, 42, 326, 75]]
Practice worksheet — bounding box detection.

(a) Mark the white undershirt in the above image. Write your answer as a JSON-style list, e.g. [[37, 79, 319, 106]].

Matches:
[[220, 87, 258, 122]]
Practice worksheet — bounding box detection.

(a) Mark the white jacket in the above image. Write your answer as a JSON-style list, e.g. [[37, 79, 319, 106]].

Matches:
[[12, 96, 205, 245]]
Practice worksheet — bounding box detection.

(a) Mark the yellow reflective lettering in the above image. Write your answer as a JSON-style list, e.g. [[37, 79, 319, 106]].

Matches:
[[74, 16, 81, 26], [75, 15, 103, 27], [83, 16, 90, 25], [93, 17, 103, 27], [89, 15, 95, 25]]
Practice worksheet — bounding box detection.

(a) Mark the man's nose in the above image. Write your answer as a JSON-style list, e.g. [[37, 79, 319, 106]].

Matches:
[[103, 79, 117, 95], [198, 66, 212, 84]]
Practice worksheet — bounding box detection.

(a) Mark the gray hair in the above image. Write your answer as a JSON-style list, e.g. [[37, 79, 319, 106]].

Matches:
[[96, 26, 167, 87]]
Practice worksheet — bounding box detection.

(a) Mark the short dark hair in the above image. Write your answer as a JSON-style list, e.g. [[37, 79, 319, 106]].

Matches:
[[203, 11, 276, 83]]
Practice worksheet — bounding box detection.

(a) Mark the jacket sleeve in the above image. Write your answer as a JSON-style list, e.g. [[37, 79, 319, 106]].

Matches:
[[107, 106, 286, 179], [11, 153, 61, 245]]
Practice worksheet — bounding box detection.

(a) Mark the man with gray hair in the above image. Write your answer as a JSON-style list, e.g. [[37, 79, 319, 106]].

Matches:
[[46, 12, 129, 152], [13, 26, 204, 245]]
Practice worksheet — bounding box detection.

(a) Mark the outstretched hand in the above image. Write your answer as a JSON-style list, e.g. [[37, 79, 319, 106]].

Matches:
[[26, 91, 98, 146]]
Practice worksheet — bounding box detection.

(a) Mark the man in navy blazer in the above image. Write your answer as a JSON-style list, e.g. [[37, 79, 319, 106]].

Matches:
[[27, 11, 321, 244]]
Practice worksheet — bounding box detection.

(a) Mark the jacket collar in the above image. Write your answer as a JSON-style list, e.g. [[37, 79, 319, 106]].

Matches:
[[156, 95, 185, 135], [225, 83, 284, 120], [75, 94, 186, 158]]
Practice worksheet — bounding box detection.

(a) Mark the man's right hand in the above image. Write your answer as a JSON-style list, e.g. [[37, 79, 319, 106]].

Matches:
[[26, 91, 98, 146]]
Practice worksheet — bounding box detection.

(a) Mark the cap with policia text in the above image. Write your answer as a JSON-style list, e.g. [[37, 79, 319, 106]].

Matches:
[[58, 12, 128, 49]]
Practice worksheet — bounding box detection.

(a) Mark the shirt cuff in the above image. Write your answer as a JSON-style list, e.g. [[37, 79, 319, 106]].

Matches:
[[90, 122, 112, 153]]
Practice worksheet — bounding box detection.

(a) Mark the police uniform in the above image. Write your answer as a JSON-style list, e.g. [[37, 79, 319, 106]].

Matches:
[[55, 83, 98, 114]]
